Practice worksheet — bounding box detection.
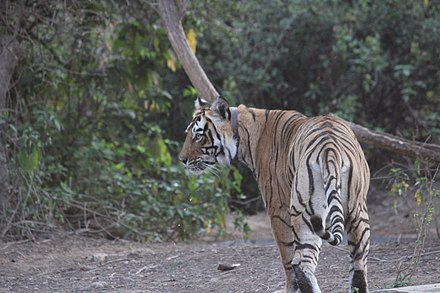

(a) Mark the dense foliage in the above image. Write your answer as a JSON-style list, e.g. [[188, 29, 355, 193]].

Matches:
[[1, 1, 243, 241], [1, 0, 439, 240]]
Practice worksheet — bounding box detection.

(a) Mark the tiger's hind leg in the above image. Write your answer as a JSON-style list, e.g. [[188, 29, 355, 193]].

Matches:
[[346, 206, 370, 293], [269, 205, 321, 293]]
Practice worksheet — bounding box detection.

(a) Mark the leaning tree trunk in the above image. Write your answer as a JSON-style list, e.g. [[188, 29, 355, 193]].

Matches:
[[158, 0, 440, 164], [158, 0, 219, 101], [0, 35, 19, 233]]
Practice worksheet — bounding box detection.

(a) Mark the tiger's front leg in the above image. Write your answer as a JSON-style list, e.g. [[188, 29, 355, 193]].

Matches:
[[290, 212, 322, 293], [287, 169, 323, 293], [269, 208, 300, 293]]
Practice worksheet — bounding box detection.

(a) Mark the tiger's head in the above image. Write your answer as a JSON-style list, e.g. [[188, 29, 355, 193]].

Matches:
[[179, 97, 238, 174]]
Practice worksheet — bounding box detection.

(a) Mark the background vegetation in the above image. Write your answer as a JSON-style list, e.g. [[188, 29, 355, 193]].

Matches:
[[1, 0, 439, 241]]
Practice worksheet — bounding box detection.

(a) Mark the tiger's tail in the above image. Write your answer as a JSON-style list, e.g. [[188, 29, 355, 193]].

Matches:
[[311, 148, 344, 246]]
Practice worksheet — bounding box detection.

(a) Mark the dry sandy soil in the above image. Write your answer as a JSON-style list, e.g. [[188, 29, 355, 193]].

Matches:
[[1, 190, 440, 293]]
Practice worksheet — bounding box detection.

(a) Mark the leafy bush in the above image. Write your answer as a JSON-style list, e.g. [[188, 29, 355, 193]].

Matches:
[[1, 1, 243, 241], [388, 161, 440, 284]]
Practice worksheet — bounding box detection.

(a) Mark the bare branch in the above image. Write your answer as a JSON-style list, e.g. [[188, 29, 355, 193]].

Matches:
[[158, 0, 219, 102]]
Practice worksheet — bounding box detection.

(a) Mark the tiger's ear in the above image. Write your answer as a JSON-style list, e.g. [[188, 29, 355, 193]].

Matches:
[[195, 97, 211, 110], [211, 96, 230, 119]]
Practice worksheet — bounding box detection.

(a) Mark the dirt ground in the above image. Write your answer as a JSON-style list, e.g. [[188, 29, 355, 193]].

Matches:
[[1, 190, 440, 293]]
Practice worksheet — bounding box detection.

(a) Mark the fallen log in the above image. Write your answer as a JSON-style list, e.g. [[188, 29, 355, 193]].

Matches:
[[348, 122, 440, 163]]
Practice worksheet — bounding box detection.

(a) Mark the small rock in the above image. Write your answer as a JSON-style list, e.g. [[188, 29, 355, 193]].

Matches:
[[217, 263, 240, 272], [89, 281, 108, 289], [92, 253, 108, 263]]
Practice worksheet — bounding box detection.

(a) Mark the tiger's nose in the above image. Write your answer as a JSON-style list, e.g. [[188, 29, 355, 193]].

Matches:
[[179, 156, 188, 165]]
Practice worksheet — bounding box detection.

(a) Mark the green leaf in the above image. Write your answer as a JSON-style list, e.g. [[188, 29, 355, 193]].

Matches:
[[16, 146, 42, 173]]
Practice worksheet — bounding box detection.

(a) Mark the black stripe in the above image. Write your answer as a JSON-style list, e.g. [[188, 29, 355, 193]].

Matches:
[[271, 215, 293, 229], [280, 113, 302, 146], [290, 204, 302, 217], [247, 108, 256, 121], [294, 174, 307, 209], [327, 190, 342, 207], [349, 228, 370, 259], [302, 215, 314, 233], [306, 152, 315, 202], [265, 109, 271, 121], [272, 112, 287, 156], [324, 175, 337, 192], [294, 241, 320, 252], [316, 141, 338, 164], [239, 125, 255, 173], [350, 217, 370, 235]]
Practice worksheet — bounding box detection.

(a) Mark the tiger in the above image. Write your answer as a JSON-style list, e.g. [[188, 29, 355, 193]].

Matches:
[[179, 96, 370, 293]]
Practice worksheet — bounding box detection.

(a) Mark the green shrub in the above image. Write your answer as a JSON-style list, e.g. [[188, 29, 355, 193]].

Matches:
[[0, 1, 243, 241]]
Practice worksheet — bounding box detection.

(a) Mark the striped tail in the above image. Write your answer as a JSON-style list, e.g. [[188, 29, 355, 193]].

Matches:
[[311, 148, 344, 246]]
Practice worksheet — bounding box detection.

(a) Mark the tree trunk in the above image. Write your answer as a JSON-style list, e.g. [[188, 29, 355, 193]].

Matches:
[[158, 0, 219, 101], [0, 35, 19, 232]]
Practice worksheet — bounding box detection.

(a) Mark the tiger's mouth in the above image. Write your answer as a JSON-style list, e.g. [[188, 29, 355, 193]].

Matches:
[[183, 159, 216, 174]]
